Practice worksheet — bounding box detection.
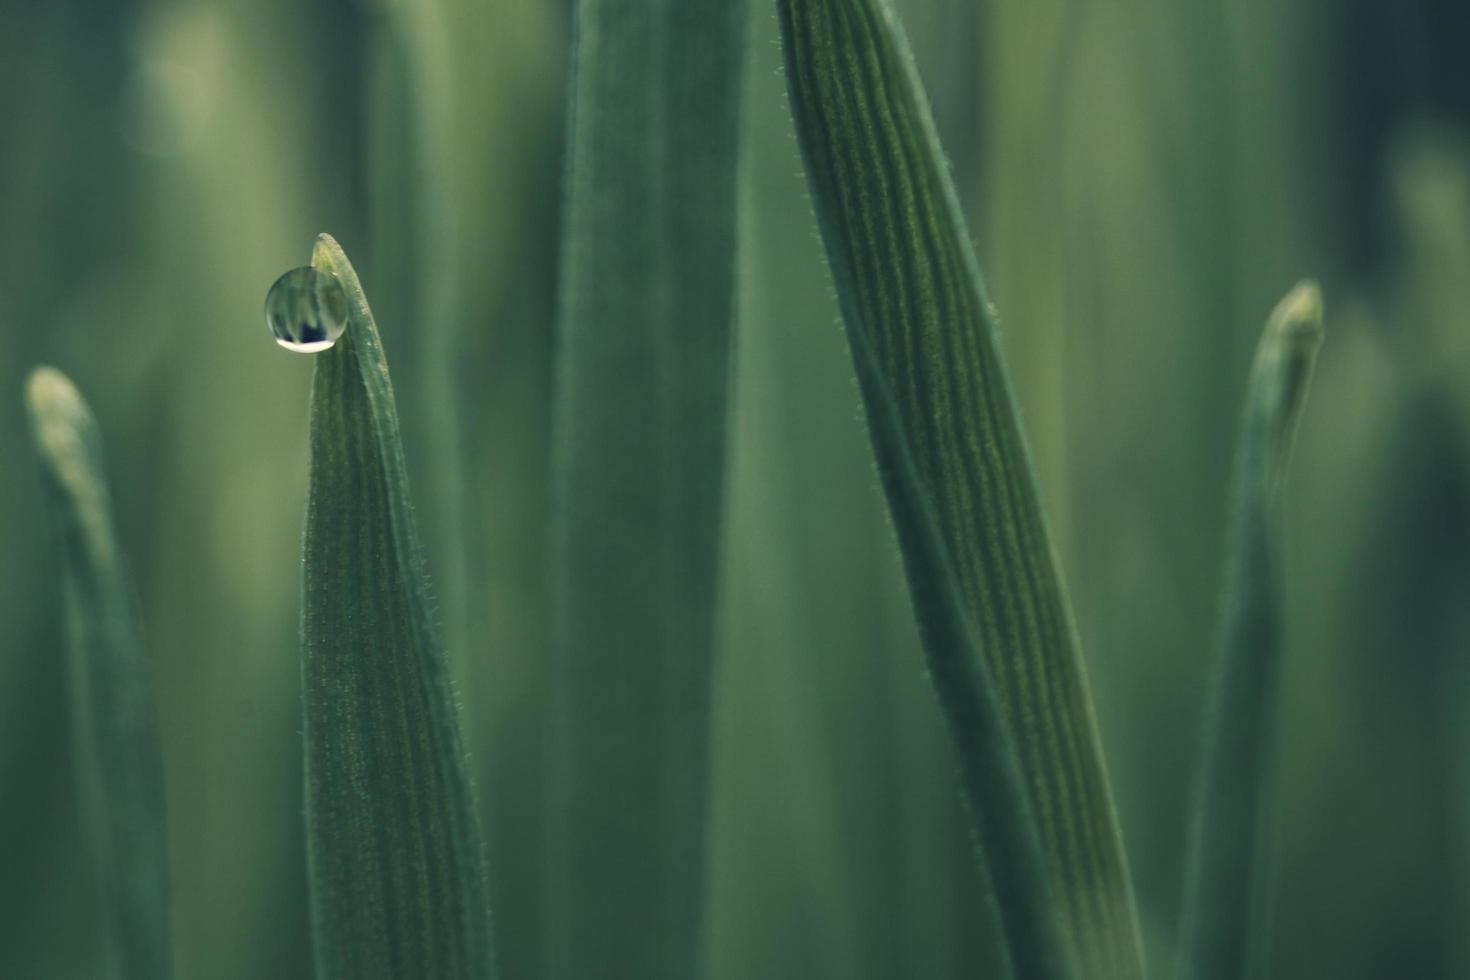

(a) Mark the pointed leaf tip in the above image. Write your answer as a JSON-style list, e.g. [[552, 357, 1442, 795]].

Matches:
[[1176, 280, 1325, 980], [1254, 280, 1325, 497], [294, 238, 492, 979]]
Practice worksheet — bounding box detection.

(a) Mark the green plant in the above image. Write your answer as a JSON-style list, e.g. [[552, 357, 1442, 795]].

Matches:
[[1177, 283, 1324, 980], [777, 0, 1142, 975], [777, 1, 1323, 978], [19, 4, 1340, 979], [546, 3, 747, 978], [25, 367, 173, 980], [299, 235, 493, 979]]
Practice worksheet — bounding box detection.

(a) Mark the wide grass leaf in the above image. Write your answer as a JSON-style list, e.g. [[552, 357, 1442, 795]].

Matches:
[[1176, 282, 1324, 980], [777, 1, 1142, 975], [299, 234, 493, 979], [547, 2, 748, 978], [25, 367, 174, 980]]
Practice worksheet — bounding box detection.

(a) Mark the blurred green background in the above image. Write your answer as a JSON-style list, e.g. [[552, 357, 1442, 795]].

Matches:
[[4, 0, 1469, 977]]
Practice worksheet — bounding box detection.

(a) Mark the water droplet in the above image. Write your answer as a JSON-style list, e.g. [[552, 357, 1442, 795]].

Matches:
[[265, 267, 348, 353]]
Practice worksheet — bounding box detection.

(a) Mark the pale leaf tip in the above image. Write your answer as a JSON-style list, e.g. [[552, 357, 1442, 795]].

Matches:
[[1256, 280, 1325, 493], [24, 365, 115, 562], [26, 364, 82, 420], [24, 365, 96, 475], [1266, 279, 1325, 354], [311, 233, 346, 277]]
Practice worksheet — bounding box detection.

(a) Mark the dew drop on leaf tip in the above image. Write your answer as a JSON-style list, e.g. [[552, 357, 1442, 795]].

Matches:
[[265, 266, 348, 354]]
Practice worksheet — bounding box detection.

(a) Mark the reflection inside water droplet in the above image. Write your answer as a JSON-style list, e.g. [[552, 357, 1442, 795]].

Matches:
[[265, 267, 348, 353]]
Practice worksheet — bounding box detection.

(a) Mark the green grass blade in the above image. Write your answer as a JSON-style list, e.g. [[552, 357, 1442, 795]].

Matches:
[[1176, 282, 1324, 980], [847, 327, 1076, 980], [548, 2, 747, 977], [776, 1, 1143, 975], [24, 367, 174, 980], [299, 234, 493, 979]]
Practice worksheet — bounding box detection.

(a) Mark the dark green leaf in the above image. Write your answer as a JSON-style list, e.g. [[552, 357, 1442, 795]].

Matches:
[[847, 327, 1076, 980], [25, 366, 174, 980], [300, 234, 493, 979], [1177, 282, 1324, 980], [547, 2, 748, 978], [777, 0, 1142, 975]]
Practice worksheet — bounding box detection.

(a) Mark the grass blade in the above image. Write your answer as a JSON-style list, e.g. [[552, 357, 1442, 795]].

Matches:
[[776, 1, 1142, 974], [848, 328, 1076, 980], [1176, 282, 1324, 980], [299, 234, 493, 979], [548, 2, 747, 977], [24, 367, 174, 980]]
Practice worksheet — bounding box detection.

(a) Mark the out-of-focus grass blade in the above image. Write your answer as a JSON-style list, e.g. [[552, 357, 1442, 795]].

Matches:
[[1176, 282, 1324, 980], [299, 234, 493, 979], [548, 2, 747, 978], [777, 1, 1142, 975], [24, 367, 174, 980]]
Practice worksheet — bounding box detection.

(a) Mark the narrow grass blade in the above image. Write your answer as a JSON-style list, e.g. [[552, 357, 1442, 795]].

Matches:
[[299, 234, 493, 979], [777, 1, 1142, 974], [849, 329, 1076, 980], [1176, 282, 1324, 980], [548, 2, 747, 978], [24, 367, 173, 980]]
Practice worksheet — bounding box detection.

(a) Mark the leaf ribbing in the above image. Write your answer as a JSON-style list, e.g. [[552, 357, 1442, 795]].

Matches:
[[777, 1, 1144, 975], [847, 326, 1076, 980], [300, 234, 493, 979]]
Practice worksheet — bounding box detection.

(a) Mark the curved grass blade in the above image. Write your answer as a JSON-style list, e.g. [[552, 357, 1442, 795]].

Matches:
[[777, 1, 1142, 974], [548, 2, 748, 977], [299, 234, 493, 979], [1176, 282, 1324, 980], [24, 367, 173, 980]]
